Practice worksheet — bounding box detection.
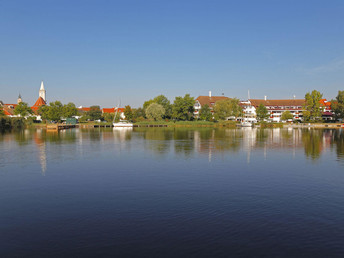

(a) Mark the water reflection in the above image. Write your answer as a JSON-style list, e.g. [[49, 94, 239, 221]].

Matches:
[[0, 128, 343, 174]]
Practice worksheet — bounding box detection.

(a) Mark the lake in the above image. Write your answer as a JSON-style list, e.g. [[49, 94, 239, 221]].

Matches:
[[1, 127, 344, 257]]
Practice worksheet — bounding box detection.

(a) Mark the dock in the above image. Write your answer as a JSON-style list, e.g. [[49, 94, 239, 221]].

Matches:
[[46, 124, 78, 131]]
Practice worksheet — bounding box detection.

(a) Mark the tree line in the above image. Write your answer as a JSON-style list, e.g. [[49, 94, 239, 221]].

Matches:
[[2, 90, 344, 123]]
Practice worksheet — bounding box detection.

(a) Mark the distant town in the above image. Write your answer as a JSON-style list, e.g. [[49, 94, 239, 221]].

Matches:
[[0, 81, 343, 124]]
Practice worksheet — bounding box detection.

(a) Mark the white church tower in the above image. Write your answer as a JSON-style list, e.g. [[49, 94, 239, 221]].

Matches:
[[39, 81, 46, 102]]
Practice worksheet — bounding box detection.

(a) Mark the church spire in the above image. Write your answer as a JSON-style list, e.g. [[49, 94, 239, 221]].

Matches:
[[39, 81, 46, 102], [40, 81, 45, 90]]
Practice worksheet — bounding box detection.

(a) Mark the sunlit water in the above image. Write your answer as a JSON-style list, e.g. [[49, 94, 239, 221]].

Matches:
[[1, 127, 344, 257]]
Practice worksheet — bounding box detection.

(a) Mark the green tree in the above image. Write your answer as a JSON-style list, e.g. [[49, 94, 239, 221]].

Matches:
[[199, 104, 212, 121], [39, 101, 63, 122], [145, 103, 165, 121], [0, 106, 5, 116], [332, 90, 344, 120], [87, 106, 102, 121], [124, 105, 133, 121], [304, 90, 323, 121], [103, 113, 115, 122], [133, 107, 145, 119], [62, 102, 78, 118], [256, 104, 269, 121], [172, 94, 195, 121], [281, 111, 294, 121], [143, 95, 172, 118], [213, 98, 242, 120], [14, 102, 33, 117], [143, 99, 154, 110]]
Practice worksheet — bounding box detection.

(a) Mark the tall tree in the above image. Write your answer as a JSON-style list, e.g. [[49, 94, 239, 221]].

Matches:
[[143, 95, 172, 118], [132, 107, 145, 119], [62, 102, 78, 118], [39, 101, 63, 122], [199, 104, 212, 121], [124, 105, 133, 121], [304, 90, 323, 121], [145, 103, 165, 121], [88, 106, 102, 121], [172, 94, 195, 121], [14, 102, 33, 117], [256, 104, 269, 121], [332, 90, 344, 120], [213, 98, 242, 120]]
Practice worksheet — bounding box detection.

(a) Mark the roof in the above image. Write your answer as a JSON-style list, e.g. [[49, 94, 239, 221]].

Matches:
[[115, 108, 124, 113], [320, 99, 331, 107], [196, 96, 229, 107], [2, 106, 14, 116], [249, 99, 305, 107], [102, 108, 115, 113], [31, 97, 47, 112], [78, 107, 91, 112], [33, 97, 46, 107]]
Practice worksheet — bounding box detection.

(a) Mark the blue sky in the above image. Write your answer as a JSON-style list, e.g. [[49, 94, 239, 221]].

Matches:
[[0, 0, 343, 107]]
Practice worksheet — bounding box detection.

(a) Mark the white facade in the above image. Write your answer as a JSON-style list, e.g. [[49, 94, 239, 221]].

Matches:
[[240, 99, 305, 123]]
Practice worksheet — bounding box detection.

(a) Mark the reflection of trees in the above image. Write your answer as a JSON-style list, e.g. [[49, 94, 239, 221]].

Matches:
[[301, 129, 323, 160], [213, 129, 243, 152], [44, 130, 77, 143], [141, 128, 173, 155], [14, 129, 32, 145], [256, 129, 269, 147], [174, 128, 194, 157], [332, 129, 344, 160]]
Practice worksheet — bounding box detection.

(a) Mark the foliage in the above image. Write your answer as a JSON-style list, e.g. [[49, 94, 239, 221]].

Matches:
[[124, 105, 133, 121], [87, 106, 102, 121], [199, 104, 213, 121], [39, 101, 63, 122], [256, 104, 269, 121], [62, 102, 78, 118], [103, 112, 115, 123], [0, 117, 25, 130], [0, 107, 4, 116], [332, 90, 344, 120], [145, 103, 165, 121], [172, 94, 195, 121], [304, 90, 323, 121], [281, 111, 293, 121], [143, 95, 172, 118], [132, 108, 145, 120], [14, 102, 33, 117], [213, 98, 242, 120]]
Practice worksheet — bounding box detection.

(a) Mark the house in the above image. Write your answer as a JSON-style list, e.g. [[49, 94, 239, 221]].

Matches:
[[194, 91, 229, 116], [102, 107, 125, 119], [319, 99, 334, 121], [241, 98, 306, 122]]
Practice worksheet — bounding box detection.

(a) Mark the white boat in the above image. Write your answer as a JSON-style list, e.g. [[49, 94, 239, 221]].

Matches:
[[241, 121, 253, 127], [112, 104, 133, 127], [113, 120, 133, 127]]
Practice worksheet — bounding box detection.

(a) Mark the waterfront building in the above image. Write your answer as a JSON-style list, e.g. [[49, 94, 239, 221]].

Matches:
[[194, 91, 229, 117], [240, 98, 306, 122]]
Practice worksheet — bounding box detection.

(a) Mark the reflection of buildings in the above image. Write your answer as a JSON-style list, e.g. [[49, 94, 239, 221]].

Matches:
[[34, 129, 47, 175]]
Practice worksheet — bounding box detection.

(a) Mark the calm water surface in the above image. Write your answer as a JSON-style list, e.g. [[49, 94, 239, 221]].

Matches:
[[1, 127, 344, 257]]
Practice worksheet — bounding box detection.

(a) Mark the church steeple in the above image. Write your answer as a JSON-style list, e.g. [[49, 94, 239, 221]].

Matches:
[[17, 93, 22, 104], [39, 81, 46, 102]]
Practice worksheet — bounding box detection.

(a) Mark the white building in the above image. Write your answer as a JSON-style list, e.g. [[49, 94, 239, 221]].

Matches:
[[240, 98, 306, 122]]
